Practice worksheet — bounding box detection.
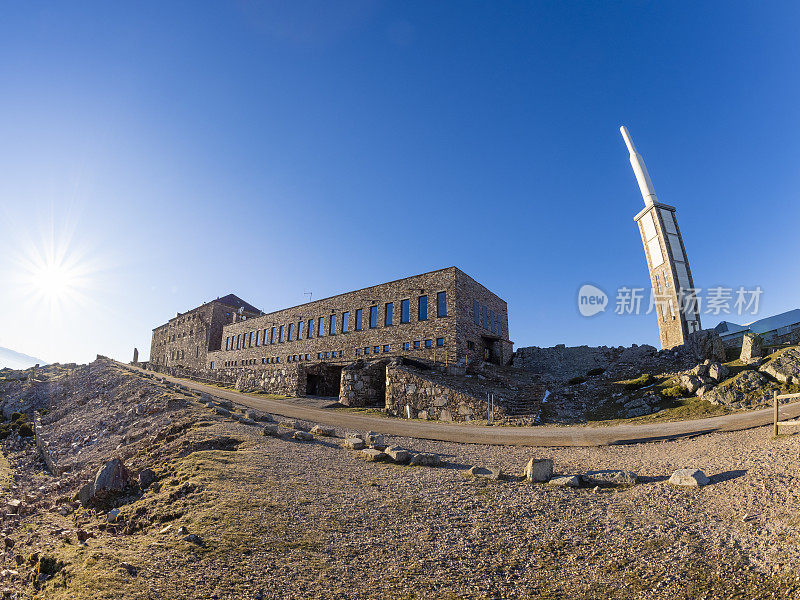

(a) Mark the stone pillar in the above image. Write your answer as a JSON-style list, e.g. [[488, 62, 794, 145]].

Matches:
[[133, 348, 139, 364]]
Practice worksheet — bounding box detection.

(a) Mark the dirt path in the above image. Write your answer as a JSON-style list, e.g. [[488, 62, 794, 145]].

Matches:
[[130, 365, 800, 446]]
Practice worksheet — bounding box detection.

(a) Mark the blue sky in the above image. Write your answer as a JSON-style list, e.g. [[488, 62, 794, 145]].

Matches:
[[1, 2, 798, 364]]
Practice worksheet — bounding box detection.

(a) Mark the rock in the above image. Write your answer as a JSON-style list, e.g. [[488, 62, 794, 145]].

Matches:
[[120, 562, 138, 576], [680, 374, 703, 394], [343, 438, 365, 450], [279, 420, 300, 430], [107, 508, 121, 523], [708, 362, 730, 382], [547, 475, 581, 487], [74, 483, 93, 508], [76, 530, 93, 543], [691, 363, 710, 377], [138, 469, 156, 490], [214, 407, 231, 417], [409, 452, 443, 467], [684, 330, 726, 363], [696, 384, 714, 397], [384, 446, 411, 464], [417, 410, 429, 420], [366, 432, 386, 449], [524, 458, 554, 483], [310, 425, 335, 437], [703, 370, 772, 408], [177, 526, 189, 535], [77, 459, 132, 508], [759, 348, 800, 384], [6, 500, 21, 514], [668, 468, 710, 487], [291, 431, 313, 442], [261, 425, 282, 438], [463, 466, 503, 480], [359, 449, 388, 462], [740, 333, 764, 363], [183, 534, 204, 546], [582, 470, 638, 487]]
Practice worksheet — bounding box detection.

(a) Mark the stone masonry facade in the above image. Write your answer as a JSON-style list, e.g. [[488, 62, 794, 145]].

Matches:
[[149, 294, 260, 371], [205, 267, 512, 372]]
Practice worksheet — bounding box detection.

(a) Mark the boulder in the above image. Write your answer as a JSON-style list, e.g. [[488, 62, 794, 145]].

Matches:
[[463, 466, 503, 480], [668, 468, 710, 487], [759, 348, 800, 384], [691, 363, 710, 378], [214, 407, 231, 417], [279, 420, 301, 430], [524, 458, 554, 483], [409, 452, 443, 467], [680, 374, 703, 394], [740, 333, 764, 363], [343, 438, 365, 450], [384, 446, 411, 464], [359, 449, 388, 462], [310, 425, 335, 437], [138, 469, 156, 490], [684, 330, 726, 363], [582, 470, 638, 487], [547, 475, 581, 487], [702, 370, 772, 408], [261, 425, 283, 438], [74, 459, 132, 508], [291, 431, 313, 442], [708, 362, 730, 382], [366, 432, 386, 449]]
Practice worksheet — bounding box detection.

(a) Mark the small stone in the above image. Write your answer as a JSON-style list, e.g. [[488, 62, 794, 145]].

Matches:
[[409, 452, 443, 467], [138, 469, 157, 490], [463, 466, 503, 480], [668, 468, 710, 487], [279, 420, 300, 430], [310, 425, 335, 437], [343, 438, 365, 450], [214, 407, 231, 417], [291, 430, 313, 442], [366, 432, 386, 449], [582, 470, 638, 487], [177, 526, 189, 535], [359, 449, 388, 462], [107, 508, 121, 523], [183, 533, 204, 546], [261, 425, 282, 438], [547, 475, 581, 487], [384, 446, 411, 464], [524, 458, 554, 483]]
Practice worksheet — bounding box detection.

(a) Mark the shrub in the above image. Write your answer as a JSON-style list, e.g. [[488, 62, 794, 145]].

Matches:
[[662, 385, 688, 399], [10, 412, 22, 422], [586, 368, 606, 377], [37, 554, 64, 576], [17, 423, 34, 437], [620, 374, 654, 391], [567, 376, 587, 385]]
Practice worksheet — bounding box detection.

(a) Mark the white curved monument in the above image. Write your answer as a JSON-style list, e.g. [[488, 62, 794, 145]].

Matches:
[[621, 126, 701, 349]]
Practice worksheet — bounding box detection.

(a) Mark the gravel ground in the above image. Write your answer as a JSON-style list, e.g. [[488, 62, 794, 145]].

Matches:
[[3, 362, 800, 599]]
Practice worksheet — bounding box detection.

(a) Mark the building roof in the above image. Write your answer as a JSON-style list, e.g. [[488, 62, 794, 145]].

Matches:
[[215, 294, 260, 314], [715, 308, 800, 339]]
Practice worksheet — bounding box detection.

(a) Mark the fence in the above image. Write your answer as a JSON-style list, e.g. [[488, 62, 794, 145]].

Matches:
[[773, 389, 800, 435]]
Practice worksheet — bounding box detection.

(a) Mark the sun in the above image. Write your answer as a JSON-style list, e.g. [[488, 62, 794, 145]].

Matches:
[[31, 260, 80, 301]]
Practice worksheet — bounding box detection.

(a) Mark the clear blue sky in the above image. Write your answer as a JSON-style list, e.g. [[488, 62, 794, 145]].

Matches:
[[1, 2, 798, 364]]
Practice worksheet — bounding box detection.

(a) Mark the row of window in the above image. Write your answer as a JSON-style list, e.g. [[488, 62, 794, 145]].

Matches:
[[224, 292, 448, 352], [217, 339, 447, 368], [169, 346, 200, 361], [473, 300, 503, 336]]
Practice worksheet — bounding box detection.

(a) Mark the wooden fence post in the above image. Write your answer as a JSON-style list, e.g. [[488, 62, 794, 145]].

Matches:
[[774, 389, 780, 436]]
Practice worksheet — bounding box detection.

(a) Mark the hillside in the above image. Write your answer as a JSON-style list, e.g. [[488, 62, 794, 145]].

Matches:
[[0, 347, 47, 371], [0, 360, 799, 598]]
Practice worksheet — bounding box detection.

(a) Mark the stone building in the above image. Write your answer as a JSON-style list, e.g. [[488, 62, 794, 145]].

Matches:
[[206, 267, 512, 374], [622, 126, 701, 349], [149, 294, 260, 370]]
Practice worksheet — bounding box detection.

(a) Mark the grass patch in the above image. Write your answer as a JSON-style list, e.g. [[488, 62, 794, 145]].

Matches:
[[617, 374, 654, 391]]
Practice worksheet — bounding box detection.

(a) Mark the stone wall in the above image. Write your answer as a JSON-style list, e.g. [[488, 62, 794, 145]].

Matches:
[[385, 363, 497, 422], [513, 344, 626, 382], [340, 359, 388, 406]]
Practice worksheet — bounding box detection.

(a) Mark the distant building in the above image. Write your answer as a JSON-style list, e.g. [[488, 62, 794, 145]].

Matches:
[[150, 294, 261, 370], [714, 309, 800, 347]]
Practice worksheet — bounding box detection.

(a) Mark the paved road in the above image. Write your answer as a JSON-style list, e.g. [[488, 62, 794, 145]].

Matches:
[[127, 365, 800, 447]]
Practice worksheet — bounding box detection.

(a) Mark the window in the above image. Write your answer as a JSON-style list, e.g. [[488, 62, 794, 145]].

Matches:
[[482, 305, 488, 329], [342, 311, 350, 333], [364, 347, 370, 355], [401, 299, 410, 323], [474, 300, 480, 325], [437, 291, 447, 317], [279, 325, 284, 343], [270, 328, 275, 344], [419, 295, 428, 320], [329, 314, 336, 335], [236, 334, 241, 349], [255, 330, 260, 347], [369, 306, 377, 328], [436, 338, 444, 347], [307, 319, 314, 339], [425, 339, 432, 348], [403, 342, 410, 350], [298, 321, 304, 339], [225, 337, 230, 351], [324, 352, 329, 358], [355, 309, 363, 330], [318, 317, 325, 337], [305, 354, 309, 360], [383, 345, 389, 352], [496, 315, 501, 336], [414, 341, 421, 349], [374, 346, 379, 353], [663, 272, 669, 289], [489, 310, 495, 333], [293, 355, 298, 361], [356, 348, 361, 356], [385, 302, 393, 326], [211, 362, 215, 369], [318, 352, 322, 359], [249, 331, 254, 347]]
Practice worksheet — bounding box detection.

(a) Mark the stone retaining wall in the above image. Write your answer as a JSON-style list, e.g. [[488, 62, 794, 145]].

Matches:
[[385, 364, 497, 422], [340, 359, 388, 407]]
